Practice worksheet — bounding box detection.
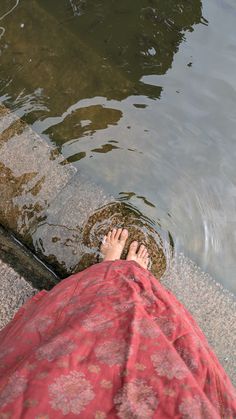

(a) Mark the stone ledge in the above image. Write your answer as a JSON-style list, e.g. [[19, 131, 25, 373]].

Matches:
[[0, 225, 59, 291], [0, 225, 59, 329]]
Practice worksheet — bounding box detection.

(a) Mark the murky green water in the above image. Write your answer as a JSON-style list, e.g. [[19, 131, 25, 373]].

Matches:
[[0, 0, 236, 292]]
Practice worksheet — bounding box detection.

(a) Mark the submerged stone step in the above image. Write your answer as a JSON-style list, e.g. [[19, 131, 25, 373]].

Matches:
[[29, 172, 167, 278], [0, 104, 76, 237], [0, 105, 19, 134], [0, 105, 166, 278], [30, 172, 112, 276]]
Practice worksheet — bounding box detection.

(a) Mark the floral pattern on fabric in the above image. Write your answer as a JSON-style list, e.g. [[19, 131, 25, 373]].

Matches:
[[67, 302, 95, 317], [26, 316, 53, 333], [179, 395, 212, 419], [95, 411, 107, 419], [95, 339, 130, 366], [48, 371, 94, 415], [0, 372, 27, 408], [151, 349, 188, 380], [23, 398, 38, 408], [36, 336, 76, 361], [0, 348, 14, 360], [114, 379, 158, 419], [175, 346, 198, 372], [80, 277, 104, 289], [81, 313, 113, 332], [133, 318, 160, 338], [0, 260, 235, 418], [96, 287, 118, 297], [140, 291, 156, 307], [154, 315, 176, 338], [113, 301, 135, 313]]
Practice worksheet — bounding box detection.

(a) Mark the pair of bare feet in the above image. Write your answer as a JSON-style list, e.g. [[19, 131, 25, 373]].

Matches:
[[100, 228, 149, 270]]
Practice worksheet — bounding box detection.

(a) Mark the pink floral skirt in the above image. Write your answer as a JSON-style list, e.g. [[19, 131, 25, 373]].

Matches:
[[0, 260, 235, 418]]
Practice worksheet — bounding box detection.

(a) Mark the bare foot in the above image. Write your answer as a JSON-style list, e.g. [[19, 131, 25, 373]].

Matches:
[[126, 241, 149, 270], [101, 228, 128, 261]]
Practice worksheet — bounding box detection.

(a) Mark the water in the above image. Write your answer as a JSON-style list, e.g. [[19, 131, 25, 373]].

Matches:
[[0, 0, 236, 293]]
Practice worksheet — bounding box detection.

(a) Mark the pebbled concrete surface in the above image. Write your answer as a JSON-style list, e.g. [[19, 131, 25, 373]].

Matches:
[[0, 225, 58, 329], [162, 253, 236, 386], [0, 259, 37, 330]]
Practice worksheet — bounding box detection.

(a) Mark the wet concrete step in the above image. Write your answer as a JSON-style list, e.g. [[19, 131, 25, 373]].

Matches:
[[30, 171, 112, 276], [0, 104, 76, 238], [0, 104, 114, 277], [0, 105, 19, 134], [0, 104, 166, 278], [0, 104, 112, 281]]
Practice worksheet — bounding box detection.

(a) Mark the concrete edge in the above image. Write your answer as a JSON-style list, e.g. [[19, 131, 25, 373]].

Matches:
[[0, 224, 59, 291]]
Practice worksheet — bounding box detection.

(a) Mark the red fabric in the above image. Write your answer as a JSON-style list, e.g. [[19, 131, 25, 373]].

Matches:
[[0, 260, 235, 418]]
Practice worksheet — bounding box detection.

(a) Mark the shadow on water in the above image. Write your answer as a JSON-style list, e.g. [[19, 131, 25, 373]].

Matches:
[[42, 0, 205, 88], [0, 0, 204, 123], [37, 0, 204, 146], [0, 0, 204, 251]]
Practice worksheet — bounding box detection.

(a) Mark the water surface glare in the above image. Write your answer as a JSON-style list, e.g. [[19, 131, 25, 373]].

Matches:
[[0, 0, 236, 292]]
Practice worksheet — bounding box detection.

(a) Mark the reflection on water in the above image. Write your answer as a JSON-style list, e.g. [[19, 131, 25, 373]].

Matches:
[[0, 0, 236, 292], [44, 105, 122, 148], [41, 0, 204, 85]]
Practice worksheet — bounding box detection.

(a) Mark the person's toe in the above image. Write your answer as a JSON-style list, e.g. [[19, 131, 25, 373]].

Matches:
[[128, 241, 138, 257], [138, 244, 146, 257], [143, 248, 149, 258], [111, 228, 117, 240], [119, 228, 128, 244], [115, 228, 123, 240], [144, 257, 149, 268]]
